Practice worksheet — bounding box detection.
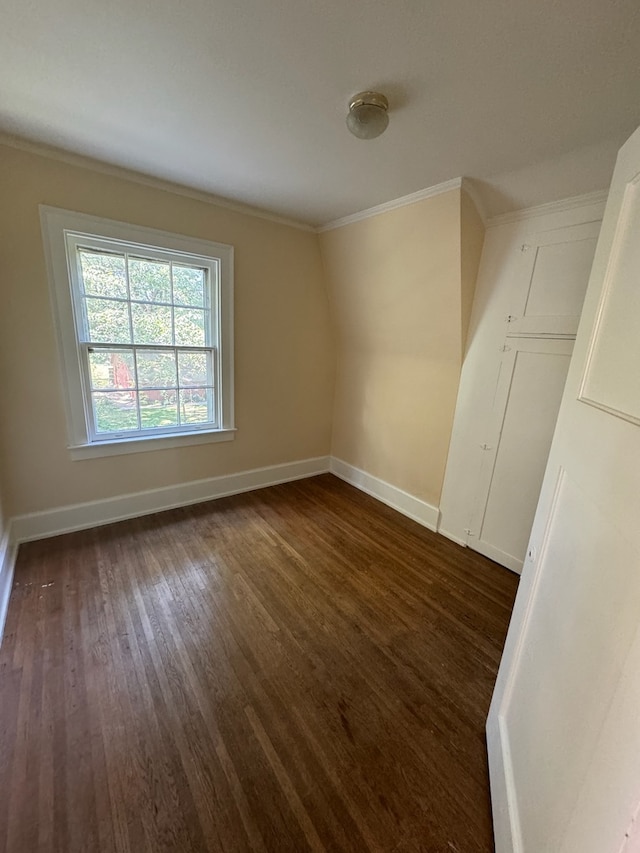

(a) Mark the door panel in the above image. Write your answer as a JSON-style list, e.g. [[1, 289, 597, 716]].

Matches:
[[507, 222, 599, 338], [470, 339, 572, 573], [488, 125, 640, 853], [505, 470, 639, 851], [580, 175, 640, 425]]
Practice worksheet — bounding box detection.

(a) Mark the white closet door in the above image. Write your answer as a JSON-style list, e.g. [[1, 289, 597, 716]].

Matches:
[[487, 121, 640, 853], [468, 338, 573, 573], [439, 203, 604, 571], [507, 222, 599, 338]]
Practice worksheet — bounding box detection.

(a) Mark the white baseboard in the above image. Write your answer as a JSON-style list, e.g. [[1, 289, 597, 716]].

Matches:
[[7, 452, 440, 561], [0, 524, 18, 643], [1, 457, 447, 648], [487, 714, 523, 853], [10, 456, 331, 544], [329, 457, 439, 531], [438, 527, 468, 548], [473, 539, 523, 575]]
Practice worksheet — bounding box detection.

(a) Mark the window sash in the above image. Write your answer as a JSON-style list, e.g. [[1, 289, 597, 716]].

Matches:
[[65, 234, 222, 441], [70, 239, 216, 348], [79, 343, 218, 441]]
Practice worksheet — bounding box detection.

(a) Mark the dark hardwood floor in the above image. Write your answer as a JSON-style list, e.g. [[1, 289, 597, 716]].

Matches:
[[0, 474, 518, 853]]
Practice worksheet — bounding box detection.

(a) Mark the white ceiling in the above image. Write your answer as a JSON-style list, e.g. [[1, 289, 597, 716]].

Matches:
[[2, 0, 639, 226]]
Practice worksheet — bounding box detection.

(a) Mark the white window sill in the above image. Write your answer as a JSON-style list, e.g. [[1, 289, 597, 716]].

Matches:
[[68, 428, 236, 460]]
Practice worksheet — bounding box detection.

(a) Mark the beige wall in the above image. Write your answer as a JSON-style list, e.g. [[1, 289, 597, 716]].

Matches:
[[320, 190, 481, 507], [0, 144, 335, 517], [0, 142, 485, 524]]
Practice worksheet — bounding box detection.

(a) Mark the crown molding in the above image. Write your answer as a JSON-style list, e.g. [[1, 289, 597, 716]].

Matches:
[[3, 130, 606, 236], [317, 177, 463, 233], [487, 188, 609, 228], [0, 132, 316, 233]]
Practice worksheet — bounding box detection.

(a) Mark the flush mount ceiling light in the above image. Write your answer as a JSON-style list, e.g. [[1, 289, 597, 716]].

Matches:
[[346, 91, 389, 140]]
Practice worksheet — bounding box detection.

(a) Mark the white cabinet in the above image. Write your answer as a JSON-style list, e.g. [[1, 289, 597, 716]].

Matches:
[[507, 222, 600, 338], [439, 200, 604, 573], [468, 338, 573, 571]]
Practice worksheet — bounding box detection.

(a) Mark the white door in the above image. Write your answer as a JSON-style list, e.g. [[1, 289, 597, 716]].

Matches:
[[467, 222, 599, 573], [487, 126, 640, 853], [469, 338, 573, 572], [506, 221, 601, 339], [439, 212, 602, 572]]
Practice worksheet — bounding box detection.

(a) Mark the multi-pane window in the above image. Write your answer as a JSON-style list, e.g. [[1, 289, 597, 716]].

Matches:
[[73, 243, 217, 439], [41, 208, 234, 457]]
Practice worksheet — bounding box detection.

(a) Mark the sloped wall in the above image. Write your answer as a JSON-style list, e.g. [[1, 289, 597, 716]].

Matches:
[[320, 188, 483, 507]]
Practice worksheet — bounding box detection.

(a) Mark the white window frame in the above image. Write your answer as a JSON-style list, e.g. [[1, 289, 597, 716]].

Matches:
[[40, 206, 235, 460]]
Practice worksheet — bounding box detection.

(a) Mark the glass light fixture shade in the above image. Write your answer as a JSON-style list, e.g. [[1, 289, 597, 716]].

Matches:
[[346, 92, 389, 140]]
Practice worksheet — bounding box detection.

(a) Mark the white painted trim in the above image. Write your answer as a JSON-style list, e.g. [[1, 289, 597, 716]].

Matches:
[[1, 457, 444, 645], [0, 132, 609, 237], [0, 523, 18, 644], [10, 457, 331, 544], [486, 468, 566, 853], [68, 428, 236, 460], [0, 132, 315, 233], [6, 454, 441, 549], [438, 527, 468, 548], [4, 456, 441, 621], [40, 205, 235, 453], [329, 458, 439, 531], [472, 539, 523, 575], [487, 189, 608, 228], [487, 713, 523, 853], [317, 178, 463, 233]]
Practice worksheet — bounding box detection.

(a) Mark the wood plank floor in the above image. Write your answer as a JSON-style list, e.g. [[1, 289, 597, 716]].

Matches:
[[0, 474, 518, 853]]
